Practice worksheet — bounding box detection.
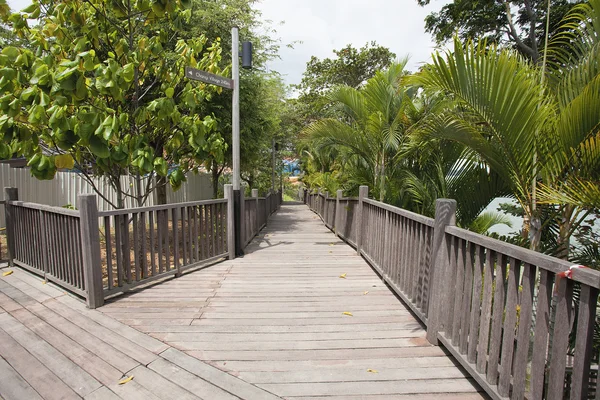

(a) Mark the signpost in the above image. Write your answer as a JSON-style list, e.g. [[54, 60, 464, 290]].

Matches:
[[184, 67, 234, 90], [184, 28, 250, 258]]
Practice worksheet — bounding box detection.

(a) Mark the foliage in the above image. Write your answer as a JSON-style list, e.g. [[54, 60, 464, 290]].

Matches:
[[0, 0, 228, 207], [417, 0, 582, 63]]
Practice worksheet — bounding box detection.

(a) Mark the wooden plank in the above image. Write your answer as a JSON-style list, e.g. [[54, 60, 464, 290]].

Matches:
[[476, 249, 494, 374], [126, 365, 199, 400], [25, 303, 140, 373], [56, 295, 169, 353], [467, 245, 484, 363], [0, 312, 102, 397], [44, 299, 158, 365], [497, 257, 520, 397], [486, 252, 506, 385], [546, 276, 574, 400], [570, 284, 598, 399], [529, 268, 554, 398], [451, 238, 465, 346], [0, 326, 79, 400], [0, 355, 43, 400], [84, 387, 121, 400], [147, 358, 238, 400], [511, 263, 536, 399], [160, 348, 283, 400]]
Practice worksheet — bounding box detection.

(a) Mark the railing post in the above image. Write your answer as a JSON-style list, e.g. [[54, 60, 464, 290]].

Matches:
[[252, 189, 259, 237], [335, 190, 342, 236], [239, 188, 246, 250], [224, 184, 235, 260], [4, 187, 18, 267], [426, 198, 457, 345], [324, 191, 329, 225], [356, 186, 368, 256], [78, 194, 104, 309]]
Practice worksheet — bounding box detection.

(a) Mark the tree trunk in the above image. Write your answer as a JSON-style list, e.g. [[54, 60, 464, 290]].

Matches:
[[156, 175, 168, 205], [379, 153, 386, 202], [556, 205, 574, 260], [529, 215, 542, 252], [211, 159, 219, 199]]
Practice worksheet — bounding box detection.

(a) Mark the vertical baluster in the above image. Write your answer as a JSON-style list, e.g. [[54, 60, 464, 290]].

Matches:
[[498, 257, 521, 396], [487, 253, 507, 385], [546, 275, 575, 400], [512, 263, 537, 399], [115, 215, 123, 287], [444, 234, 458, 336], [188, 206, 193, 262], [172, 207, 179, 275], [181, 207, 187, 267], [123, 214, 131, 283], [210, 204, 216, 257], [529, 268, 554, 399], [451, 238, 465, 346], [141, 212, 147, 278], [164, 210, 171, 272], [467, 245, 485, 363], [133, 213, 140, 281], [157, 210, 164, 274], [477, 249, 495, 373], [570, 284, 598, 399], [149, 211, 156, 276], [105, 216, 113, 290], [194, 205, 200, 261]]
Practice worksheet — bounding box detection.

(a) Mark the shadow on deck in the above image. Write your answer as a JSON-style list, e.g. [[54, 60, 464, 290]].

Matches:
[[0, 203, 487, 400]]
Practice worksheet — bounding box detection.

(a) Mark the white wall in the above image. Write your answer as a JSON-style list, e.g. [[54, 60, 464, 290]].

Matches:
[[0, 164, 214, 227]]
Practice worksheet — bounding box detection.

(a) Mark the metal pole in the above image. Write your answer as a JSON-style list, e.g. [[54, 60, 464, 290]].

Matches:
[[271, 139, 275, 193], [232, 26, 240, 191]]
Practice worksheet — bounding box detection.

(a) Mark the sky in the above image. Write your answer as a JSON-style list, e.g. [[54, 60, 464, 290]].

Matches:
[[255, 0, 447, 86], [7, 0, 447, 86]]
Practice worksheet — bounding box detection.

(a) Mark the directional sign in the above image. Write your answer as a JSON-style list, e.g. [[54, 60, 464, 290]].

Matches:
[[185, 66, 233, 90]]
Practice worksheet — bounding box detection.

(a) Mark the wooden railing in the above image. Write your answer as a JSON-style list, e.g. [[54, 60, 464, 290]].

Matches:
[[305, 186, 600, 400], [98, 199, 229, 298], [5, 197, 86, 298], [4, 184, 281, 309]]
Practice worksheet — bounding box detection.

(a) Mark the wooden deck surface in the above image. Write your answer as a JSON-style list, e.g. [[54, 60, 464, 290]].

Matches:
[[0, 203, 486, 399]]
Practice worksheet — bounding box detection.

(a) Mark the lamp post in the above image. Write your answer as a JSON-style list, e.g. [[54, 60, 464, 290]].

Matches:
[[232, 26, 252, 256]]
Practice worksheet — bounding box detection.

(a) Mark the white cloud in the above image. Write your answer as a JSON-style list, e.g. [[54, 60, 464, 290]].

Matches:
[[256, 0, 448, 86]]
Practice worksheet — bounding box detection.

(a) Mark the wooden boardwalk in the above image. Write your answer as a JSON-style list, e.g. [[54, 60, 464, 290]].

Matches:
[[0, 203, 485, 399]]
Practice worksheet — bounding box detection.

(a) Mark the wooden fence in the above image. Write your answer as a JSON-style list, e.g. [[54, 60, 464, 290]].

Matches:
[[0, 163, 213, 228], [4, 185, 281, 308], [305, 186, 600, 400]]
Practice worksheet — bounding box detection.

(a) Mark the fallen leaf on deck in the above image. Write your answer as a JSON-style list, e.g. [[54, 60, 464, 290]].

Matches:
[[329, 243, 334, 246], [367, 369, 378, 373], [339, 273, 346, 279], [2, 270, 13, 277], [342, 312, 353, 316], [118, 376, 134, 385], [363, 291, 369, 295], [42, 281, 47, 284], [329, 251, 332, 253]]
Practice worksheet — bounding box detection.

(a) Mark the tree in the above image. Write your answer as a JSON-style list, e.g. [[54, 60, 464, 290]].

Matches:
[[417, 0, 582, 63], [303, 60, 417, 202], [0, 0, 226, 208], [295, 42, 396, 123]]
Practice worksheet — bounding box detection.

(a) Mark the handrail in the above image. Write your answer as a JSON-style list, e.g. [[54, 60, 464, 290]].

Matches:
[[303, 186, 600, 400], [98, 198, 227, 216]]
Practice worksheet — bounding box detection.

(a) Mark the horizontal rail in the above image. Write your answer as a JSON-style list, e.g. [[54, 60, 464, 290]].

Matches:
[[363, 198, 435, 227], [445, 225, 594, 288], [98, 198, 228, 217], [7, 200, 80, 217]]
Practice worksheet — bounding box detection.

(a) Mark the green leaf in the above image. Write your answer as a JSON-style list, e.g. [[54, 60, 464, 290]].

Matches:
[[89, 135, 110, 158], [165, 87, 174, 98], [122, 63, 134, 83]]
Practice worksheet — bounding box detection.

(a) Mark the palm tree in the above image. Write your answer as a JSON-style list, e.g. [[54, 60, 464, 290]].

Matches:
[[302, 60, 415, 202], [414, 38, 556, 251], [537, 0, 600, 257]]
